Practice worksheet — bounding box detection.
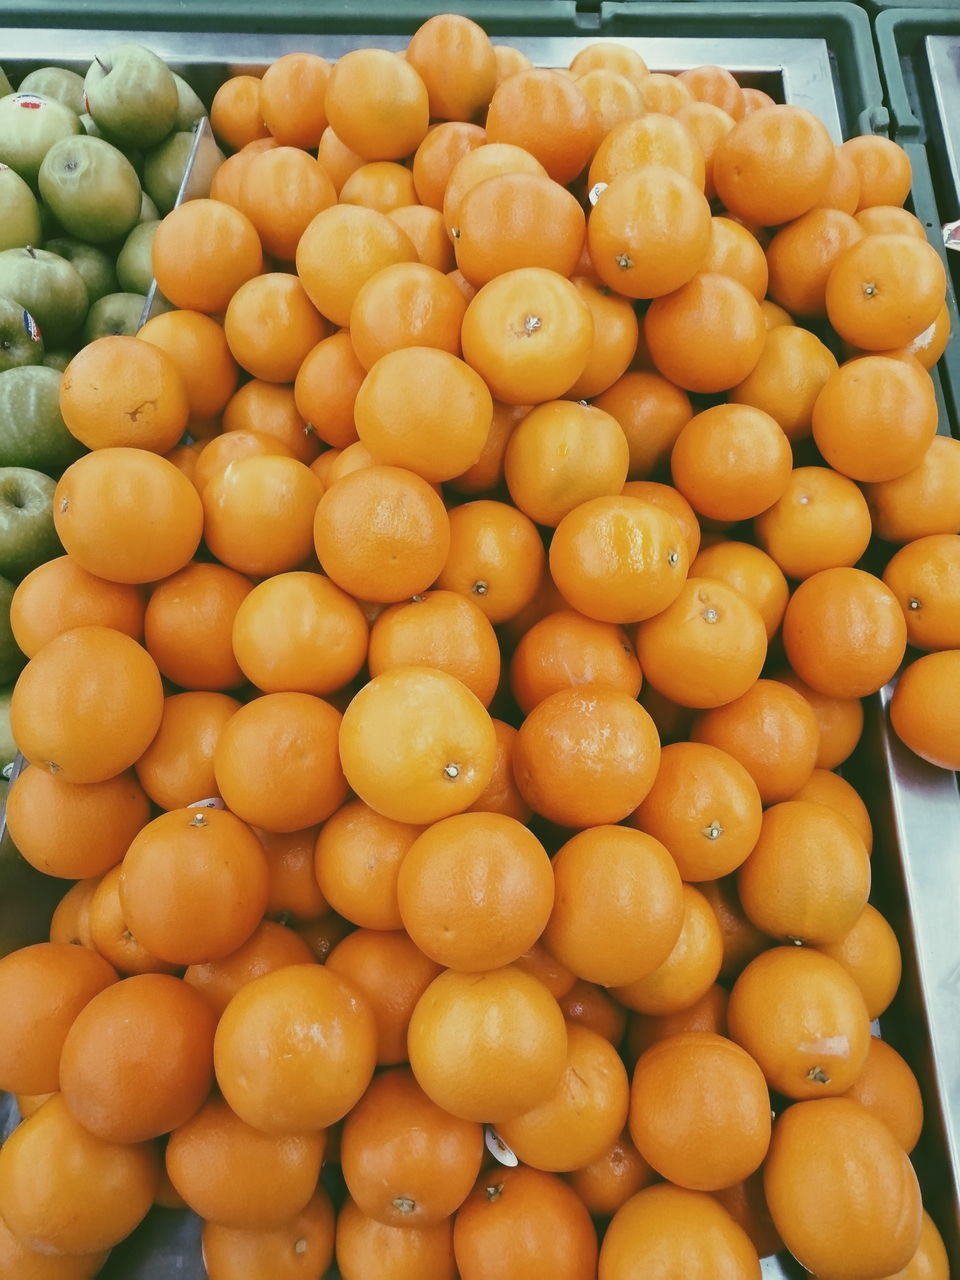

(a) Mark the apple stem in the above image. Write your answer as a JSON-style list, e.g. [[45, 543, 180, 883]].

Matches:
[[95, 55, 107, 70], [26, 246, 36, 259]]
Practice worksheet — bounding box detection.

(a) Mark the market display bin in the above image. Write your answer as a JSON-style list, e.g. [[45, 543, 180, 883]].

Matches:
[[1, 9, 959, 1278]]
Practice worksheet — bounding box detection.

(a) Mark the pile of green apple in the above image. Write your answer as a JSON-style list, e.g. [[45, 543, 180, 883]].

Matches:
[[0, 44, 223, 722]]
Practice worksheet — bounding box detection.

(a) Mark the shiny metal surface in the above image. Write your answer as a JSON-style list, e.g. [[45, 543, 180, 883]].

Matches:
[[928, 35, 960, 212]]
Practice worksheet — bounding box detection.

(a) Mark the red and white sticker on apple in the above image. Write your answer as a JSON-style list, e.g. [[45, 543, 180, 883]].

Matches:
[[11, 94, 45, 110], [21, 311, 41, 344]]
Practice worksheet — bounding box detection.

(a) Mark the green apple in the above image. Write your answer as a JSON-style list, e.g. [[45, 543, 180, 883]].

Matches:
[[0, 164, 43, 251], [143, 127, 224, 214], [0, 295, 44, 372], [18, 67, 86, 118], [0, 69, 11, 98], [83, 45, 178, 150], [172, 73, 206, 132], [78, 112, 143, 175], [0, 466, 61, 580], [0, 92, 82, 187], [42, 349, 73, 372], [38, 133, 141, 245], [0, 686, 16, 767], [0, 247, 88, 349], [43, 236, 118, 307], [139, 189, 159, 222], [0, 365, 86, 474], [0, 577, 24, 683], [0, 766, 69, 956], [82, 291, 146, 343], [116, 219, 158, 294]]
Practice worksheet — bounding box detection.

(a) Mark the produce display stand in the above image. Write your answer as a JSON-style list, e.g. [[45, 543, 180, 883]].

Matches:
[[1, 5, 960, 1277]]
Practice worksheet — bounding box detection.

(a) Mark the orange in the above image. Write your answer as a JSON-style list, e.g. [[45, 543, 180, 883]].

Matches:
[[736, 798, 870, 944], [48, 875, 99, 950], [712, 1171, 784, 1262], [202, 1190, 336, 1280], [504, 398, 629, 527], [442, 142, 547, 235], [728, 323, 838, 442], [566, 274, 641, 399], [5, 765, 149, 880], [437, 498, 545, 625], [763, 1097, 922, 1279], [119, 806, 269, 965], [593, 369, 693, 479], [317, 124, 365, 193], [214, 963, 377, 1133], [11, 625, 163, 785], [548, 494, 690, 625], [889, 649, 960, 771], [620, 480, 701, 563], [324, 48, 429, 161], [598, 1183, 761, 1279], [231, 571, 368, 696], [775, 671, 865, 773], [587, 113, 706, 191], [165, 1094, 326, 1229], [825, 233, 947, 350], [60, 334, 189, 453], [566, 1131, 656, 1219], [630, 740, 763, 881], [727, 946, 871, 1098], [644, 272, 766, 393], [484, 66, 599, 185], [460, 266, 594, 405], [134, 690, 240, 811], [816, 143, 862, 214], [88, 864, 178, 977], [841, 133, 913, 209], [313, 465, 450, 603], [325, 929, 441, 1066], [397, 811, 553, 971], [152, 198, 263, 314], [234, 142, 334, 261], [855, 203, 926, 238], [841, 1035, 923, 1154], [0, 1093, 159, 1257], [676, 104, 738, 202], [496, 1023, 629, 1173], [349, 261, 466, 370], [454, 1165, 599, 1280], [781, 566, 908, 698], [559, 979, 628, 1046], [340, 1066, 484, 1227], [341, 160, 419, 212], [339, 666, 496, 824], [407, 13, 497, 121], [54, 446, 203, 585], [765, 208, 864, 318], [293, 331, 365, 450], [137, 308, 239, 426], [700, 214, 768, 299], [202, 454, 323, 578], [882, 533, 960, 651], [58, 972, 215, 1144], [452, 170, 586, 287], [253, 822, 329, 919], [0, 943, 116, 1095], [336, 1197, 456, 1280], [412, 120, 487, 209], [544, 824, 683, 988], [625, 983, 730, 1064], [690, 677, 820, 804], [633, 578, 768, 711], [612, 883, 724, 1017], [0, 1213, 108, 1278], [354, 346, 493, 483], [790, 766, 872, 847], [568, 41, 651, 84], [258, 50, 330, 148], [314, 798, 423, 931], [209, 73, 270, 152], [222, 378, 321, 464], [639, 72, 696, 115], [677, 64, 746, 119], [466, 718, 532, 824], [628, 1031, 770, 1192], [213, 692, 347, 833], [223, 271, 328, 384], [9, 555, 145, 658], [183, 919, 316, 1017], [754, 465, 873, 580], [193, 430, 297, 495], [509, 608, 642, 715], [575, 66, 645, 138], [408, 965, 568, 1123], [295, 203, 418, 328], [143, 560, 252, 691], [670, 402, 792, 523], [713, 103, 835, 225], [696, 879, 769, 986], [587, 165, 712, 299], [388, 203, 457, 272], [687, 541, 788, 641], [513, 685, 661, 828], [865, 435, 960, 543]]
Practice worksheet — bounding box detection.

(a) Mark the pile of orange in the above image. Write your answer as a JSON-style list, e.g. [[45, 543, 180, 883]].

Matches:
[[0, 14, 956, 1280]]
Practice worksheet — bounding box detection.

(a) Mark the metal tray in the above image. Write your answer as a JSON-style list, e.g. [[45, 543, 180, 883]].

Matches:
[[1, 18, 958, 1278]]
